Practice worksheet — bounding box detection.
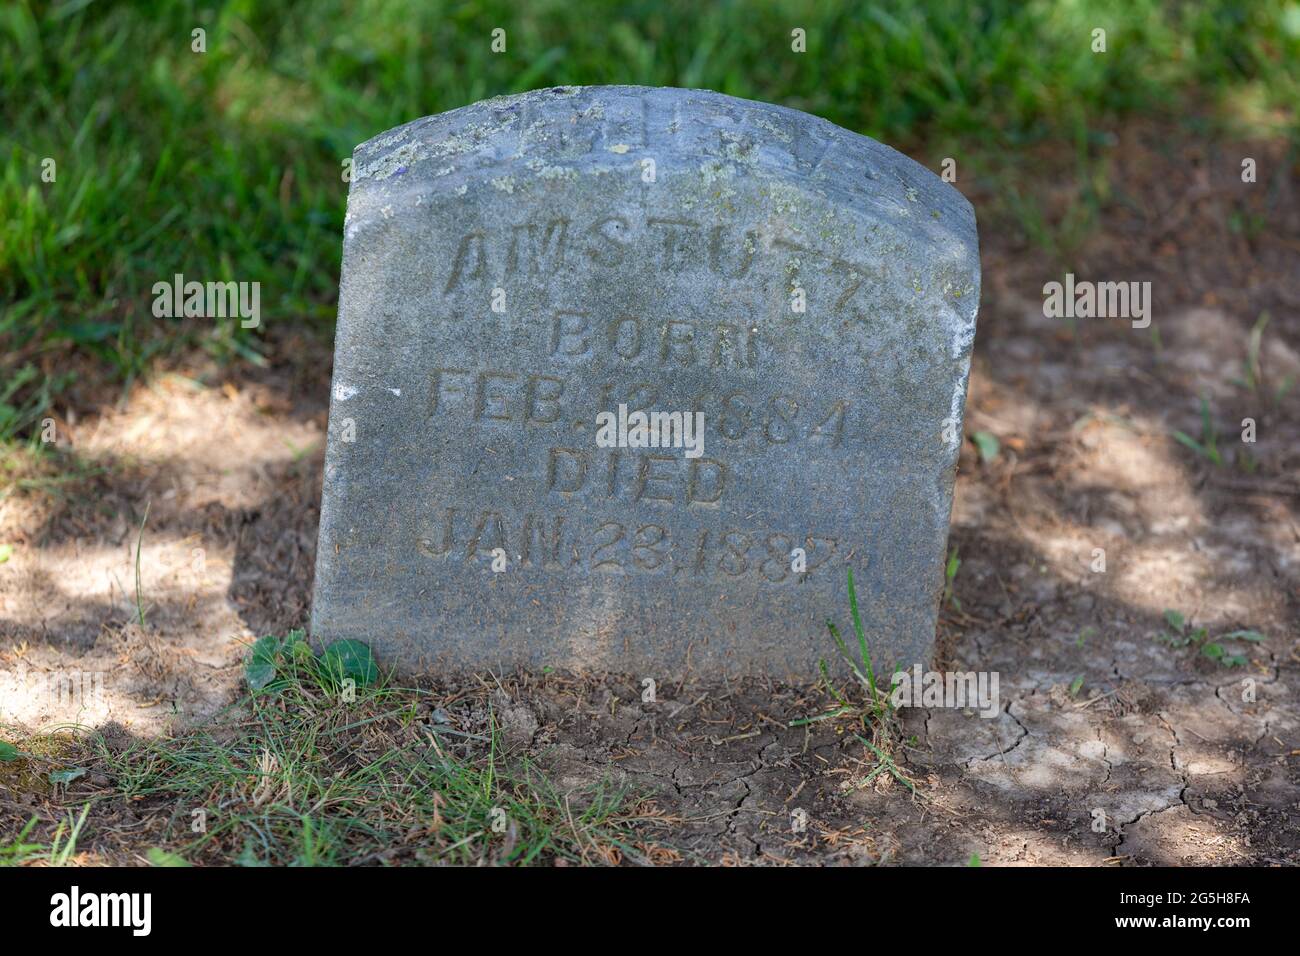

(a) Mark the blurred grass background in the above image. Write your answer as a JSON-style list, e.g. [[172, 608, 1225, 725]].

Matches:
[[2, 0, 1298, 444]]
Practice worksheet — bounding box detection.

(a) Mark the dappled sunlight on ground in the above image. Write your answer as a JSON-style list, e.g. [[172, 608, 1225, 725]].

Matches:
[[0, 372, 324, 735]]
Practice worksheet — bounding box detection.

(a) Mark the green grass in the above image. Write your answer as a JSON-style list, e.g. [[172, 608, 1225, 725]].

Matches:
[[3, 0, 1299, 443], [0, 806, 91, 866], [792, 568, 918, 794], [2, 660, 659, 866], [1171, 393, 1224, 466], [102, 684, 644, 866]]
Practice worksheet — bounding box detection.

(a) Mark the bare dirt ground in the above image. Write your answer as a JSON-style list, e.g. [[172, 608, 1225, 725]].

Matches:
[[2, 122, 1298, 865]]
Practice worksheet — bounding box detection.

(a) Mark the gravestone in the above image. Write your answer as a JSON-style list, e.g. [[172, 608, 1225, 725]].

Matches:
[[311, 86, 979, 678]]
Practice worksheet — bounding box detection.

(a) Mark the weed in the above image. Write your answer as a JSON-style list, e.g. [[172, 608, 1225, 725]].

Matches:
[[943, 547, 962, 611], [1156, 610, 1265, 668], [1171, 395, 1223, 466], [793, 569, 918, 795], [133, 499, 150, 628]]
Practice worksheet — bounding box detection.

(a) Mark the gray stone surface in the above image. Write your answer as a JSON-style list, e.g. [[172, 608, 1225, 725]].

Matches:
[[311, 85, 979, 678]]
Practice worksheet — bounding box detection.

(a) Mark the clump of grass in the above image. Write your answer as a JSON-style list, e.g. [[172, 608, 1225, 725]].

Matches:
[[0, 730, 99, 865], [105, 667, 653, 864], [0, 805, 91, 866], [0, 363, 71, 445], [2, 643, 663, 866], [794, 568, 917, 795], [1234, 312, 1297, 406], [0, 444, 105, 503], [1171, 395, 1223, 466], [0, 816, 44, 865]]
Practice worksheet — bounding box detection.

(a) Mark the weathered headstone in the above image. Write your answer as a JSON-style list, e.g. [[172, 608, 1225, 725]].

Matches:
[[312, 86, 979, 678]]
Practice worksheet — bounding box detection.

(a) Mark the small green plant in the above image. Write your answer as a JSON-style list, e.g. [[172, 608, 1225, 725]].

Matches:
[[1276, 377, 1297, 405], [943, 547, 962, 611], [854, 732, 916, 793], [244, 629, 380, 693], [49, 767, 87, 786], [1232, 312, 1297, 407], [1148, 324, 1163, 358], [0, 364, 72, 445], [971, 431, 1000, 465], [244, 630, 315, 691], [1241, 312, 1270, 394], [319, 638, 381, 688], [1171, 395, 1222, 466], [0, 817, 44, 865], [1159, 608, 1195, 644], [1156, 611, 1264, 668], [133, 500, 151, 627], [45, 804, 91, 866], [0, 740, 24, 761], [793, 569, 918, 795], [146, 848, 191, 867], [823, 567, 884, 719]]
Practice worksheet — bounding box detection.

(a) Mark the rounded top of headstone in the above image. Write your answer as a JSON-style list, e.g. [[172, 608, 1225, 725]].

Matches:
[[346, 85, 975, 250]]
